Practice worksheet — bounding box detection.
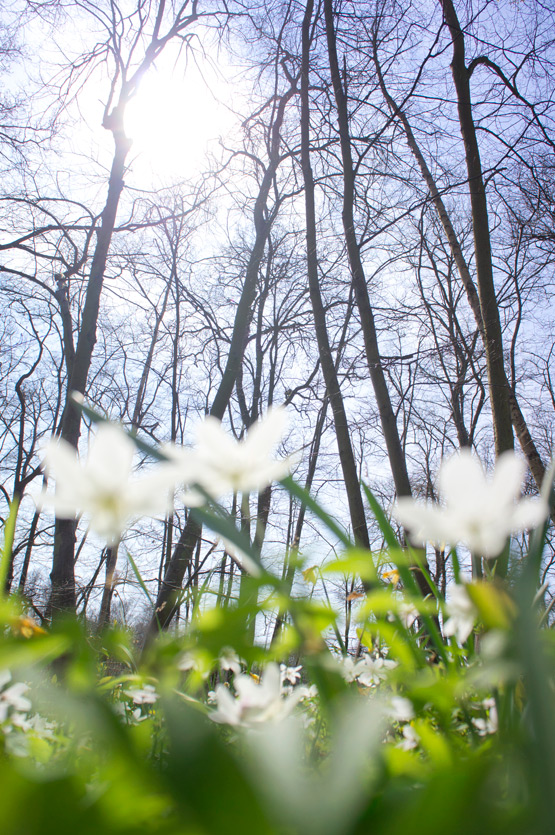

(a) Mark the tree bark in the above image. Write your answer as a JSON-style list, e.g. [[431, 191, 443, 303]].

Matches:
[[49, 112, 132, 617], [324, 0, 412, 500], [300, 0, 370, 551], [439, 0, 514, 457]]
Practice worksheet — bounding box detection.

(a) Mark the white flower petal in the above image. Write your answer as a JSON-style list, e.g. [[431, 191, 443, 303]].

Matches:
[[243, 408, 287, 458], [86, 426, 135, 491], [490, 451, 526, 508], [439, 451, 487, 511], [395, 451, 544, 559]]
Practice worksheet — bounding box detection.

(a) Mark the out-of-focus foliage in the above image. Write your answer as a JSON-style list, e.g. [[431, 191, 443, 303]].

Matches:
[[1, 469, 554, 835]]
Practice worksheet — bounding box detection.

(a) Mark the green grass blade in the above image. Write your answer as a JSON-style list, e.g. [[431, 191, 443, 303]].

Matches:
[[281, 476, 352, 549]]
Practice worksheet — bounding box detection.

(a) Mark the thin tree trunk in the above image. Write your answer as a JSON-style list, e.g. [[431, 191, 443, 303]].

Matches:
[[144, 79, 297, 643], [323, 2, 437, 598], [271, 398, 328, 645], [97, 545, 119, 631], [375, 43, 547, 491], [323, 0, 412, 500], [300, 0, 370, 551], [439, 0, 514, 457], [48, 2, 201, 618], [50, 112, 132, 617]]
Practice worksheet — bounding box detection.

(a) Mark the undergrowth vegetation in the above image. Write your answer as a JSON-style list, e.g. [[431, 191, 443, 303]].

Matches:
[[1, 418, 554, 835]]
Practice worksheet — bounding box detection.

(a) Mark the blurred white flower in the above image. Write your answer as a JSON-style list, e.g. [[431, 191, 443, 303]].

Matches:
[[280, 664, 302, 685], [398, 603, 419, 629], [167, 408, 292, 502], [0, 674, 31, 723], [177, 651, 211, 679], [338, 655, 396, 687], [297, 684, 318, 701], [11, 713, 32, 732], [129, 708, 150, 724], [210, 663, 300, 728], [36, 424, 176, 545], [124, 684, 158, 705], [443, 584, 477, 644], [472, 699, 498, 736], [220, 648, 243, 676], [338, 657, 363, 684], [386, 696, 414, 723], [398, 723, 419, 751], [356, 657, 397, 688], [393, 450, 548, 558]]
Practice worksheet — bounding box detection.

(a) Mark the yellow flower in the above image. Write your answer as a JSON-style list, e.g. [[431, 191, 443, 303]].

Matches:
[[383, 569, 401, 587], [11, 615, 46, 638]]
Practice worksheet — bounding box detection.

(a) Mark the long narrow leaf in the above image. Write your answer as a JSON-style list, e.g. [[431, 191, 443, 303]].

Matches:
[[281, 476, 352, 549], [362, 482, 400, 550]]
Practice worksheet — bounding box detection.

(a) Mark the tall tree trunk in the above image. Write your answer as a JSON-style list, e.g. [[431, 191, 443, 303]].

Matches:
[[323, 0, 412, 500], [49, 112, 132, 617], [374, 41, 547, 491], [47, 0, 202, 619], [271, 398, 328, 645], [300, 0, 370, 551], [439, 0, 514, 457], [97, 545, 119, 631], [323, 2, 437, 598]]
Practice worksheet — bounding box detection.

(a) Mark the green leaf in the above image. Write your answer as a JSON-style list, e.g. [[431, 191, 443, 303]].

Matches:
[[362, 482, 400, 550], [280, 476, 352, 548]]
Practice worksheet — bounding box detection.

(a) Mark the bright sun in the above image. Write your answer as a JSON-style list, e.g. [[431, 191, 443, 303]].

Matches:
[[125, 55, 236, 184]]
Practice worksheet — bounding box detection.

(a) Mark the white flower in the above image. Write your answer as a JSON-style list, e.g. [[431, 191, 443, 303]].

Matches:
[[11, 713, 32, 732], [167, 408, 292, 502], [0, 674, 31, 722], [472, 698, 498, 736], [297, 684, 318, 701], [398, 603, 419, 629], [393, 450, 548, 558], [387, 696, 414, 723], [124, 684, 158, 705], [443, 584, 477, 644], [338, 656, 364, 683], [280, 664, 302, 685], [129, 708, 150, 724], [220, 649, 243, 676], [398, 723, 419, 751], [2, 682, 31, 712], [177, 651, 211, 678], [355, 656, 396, 688], [209, 663, 301, 728], [338, 655, 396, 687], [37, 424, 176, 545]]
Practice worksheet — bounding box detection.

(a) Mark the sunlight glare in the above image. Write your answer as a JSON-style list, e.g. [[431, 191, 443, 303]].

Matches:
[[126, 58, 235, 184]]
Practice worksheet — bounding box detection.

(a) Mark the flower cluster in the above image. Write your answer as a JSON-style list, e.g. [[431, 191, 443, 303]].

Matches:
[[37, 407, 292, 546], [339, 654, 397, 688], [0, 670, 59, 757]]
